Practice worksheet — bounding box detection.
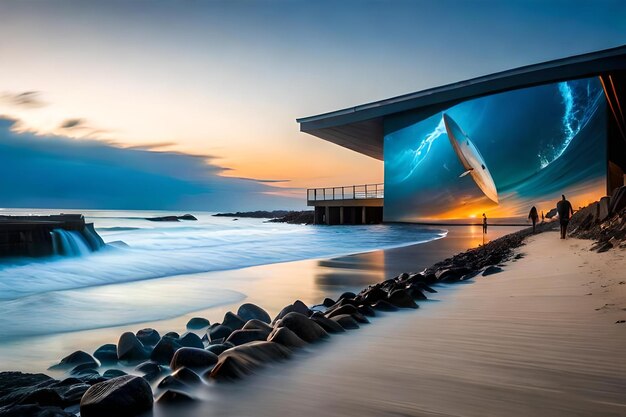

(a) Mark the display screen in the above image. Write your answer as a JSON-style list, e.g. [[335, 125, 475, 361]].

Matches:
[[383, 77, 607, 222]]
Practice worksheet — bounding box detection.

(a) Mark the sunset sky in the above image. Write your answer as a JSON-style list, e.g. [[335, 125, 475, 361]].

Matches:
[[0, 0, 625, 210]]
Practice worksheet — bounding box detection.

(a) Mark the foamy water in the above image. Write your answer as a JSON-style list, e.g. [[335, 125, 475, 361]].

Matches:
[[0, 209, 445, 340]]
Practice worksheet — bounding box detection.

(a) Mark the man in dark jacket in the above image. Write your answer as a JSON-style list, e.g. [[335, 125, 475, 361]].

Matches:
[[556, 195, 574, 239]]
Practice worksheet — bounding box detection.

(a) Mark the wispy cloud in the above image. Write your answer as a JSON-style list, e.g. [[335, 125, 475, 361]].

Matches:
[[1, 91, 47, 108]]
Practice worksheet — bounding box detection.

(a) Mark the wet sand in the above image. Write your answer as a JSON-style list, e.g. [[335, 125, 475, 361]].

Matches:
[[157, 231, 626, 417], [0, 225, 517, 373]]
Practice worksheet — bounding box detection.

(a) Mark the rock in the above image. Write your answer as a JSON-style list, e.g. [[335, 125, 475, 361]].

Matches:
[[102, 369, 127, 379], [170, 347, 218, 371], [0, 404, 75, 417], [117, 332, 148, 362], [361, 287, 387, 304], [357, 304, 376, 317], [208, 324, 233, 342], [170, 367, 201, 385], [387, 289, 418, 308], [79, 375, 153, 417], [406, 284, 428, 300], [208, 341, 291, 381], [276, 312, 328, 343], [179, 332, 204, 349], [186, 317, 210, 329], [292, 300, 310, 315], [150, 336, 182, 365], [135, 328, 160, 347], [338, 291, 356, 300], [163, 331, 180, 339], [545, 207, 558, 218], [609, 186, 626, 214], [17, 387, 64, 407], [596, 242, 613, 253], [322, 298, 336, 307], [351, 312, 370, 324], [326, 304, 358, 319], [330, 314, 360, 330], [237, 303, 271, 324], [51, 350, 99, 369], [599, 196, 611, 221], [134, 361, 162, 376], [310, 313, 345, 333], [156, 376, 187, 391], [482, 266, 503, 276], [222, 312, 246, 331], [226, 329, 269, 346], [267, 326, 307, 348], [61, 382, 90, 403], [93, 344, 118, 364], [179, 214, 197, 221], [156, 389, 195, 404], [70, 363, 99, 376], [242, 319, 273, 334], [207, 344, 232, 356], [436, 267, 472, 282], [372, 300, 399, 311]]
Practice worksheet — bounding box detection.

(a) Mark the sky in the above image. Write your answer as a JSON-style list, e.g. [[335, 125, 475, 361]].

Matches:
[[0, 0, 625, 210]]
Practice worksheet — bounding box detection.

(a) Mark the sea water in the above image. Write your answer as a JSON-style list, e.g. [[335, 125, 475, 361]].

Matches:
[[0, 209, 445, 342]]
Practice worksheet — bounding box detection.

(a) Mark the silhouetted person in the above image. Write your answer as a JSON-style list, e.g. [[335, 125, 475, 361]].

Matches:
[[541, 211, 545, 223], [528, 206, 539, 233], [482, 213, 488, 234], [556, 195, 574, 239]]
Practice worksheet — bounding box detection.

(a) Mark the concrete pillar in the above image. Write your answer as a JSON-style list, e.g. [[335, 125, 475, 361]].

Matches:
[[325, 206, 330, 225], [339, 207, 344, 225], [361, 206, 366, 224]]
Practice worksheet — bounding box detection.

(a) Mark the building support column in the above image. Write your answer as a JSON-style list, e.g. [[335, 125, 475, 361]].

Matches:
[[339, 207, 344, 225], [325, 206, 330, 225], [361, 206, 366, 224]]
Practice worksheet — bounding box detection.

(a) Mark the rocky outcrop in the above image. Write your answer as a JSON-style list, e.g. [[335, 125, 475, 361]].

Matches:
[[80, 375, 153, 417]]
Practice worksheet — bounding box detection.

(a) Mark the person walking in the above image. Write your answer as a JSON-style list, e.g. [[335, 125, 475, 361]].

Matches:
[[556, 195, 574, 239], [528, 206, 539, 233]]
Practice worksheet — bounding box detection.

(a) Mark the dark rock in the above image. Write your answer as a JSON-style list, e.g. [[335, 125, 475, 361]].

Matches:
[[17, 387, 64, 407], [208, 341, 291, 381], [156, 389, 195, 404], [222, 312, 246, 331], [276, 312, 328, 343], [117, 332, 148, 362], [135, 328, 160, 346], [156, 376, 187, 391], [372, 300, 398, 311], [179, 332, 204, 349], [292, 300, 310, 315], [207, 344, 232, 356], [330, 314, 360, 330], [170, 347, 218, 371], [436, 267, 472, 282], [51, 350, 99, 369], [482, 266, 504, 276], [351, 312, 370, 324], [226, 329, 269, 346], [79, 375, 153, 417], [208, 324, 233, 342], [237, 303, 271, 324], [596, 242, 613, 253], [61, 382, 90, 403], [338, 291, 356, 300], [150, 336, 182, 365], [322, 298, 336, 307], [461, 270, 482, 281], [357, 304, 376, 317], [267, 326, 307, 348], [102, 369, 127, 379], [134, 361, 162, 376], [326, 304, 358, 319], [70, 363, 99, 376], [406, 284, 428, 300], [310, 313, 345, 333], [179, 214, 197, 221], [170, 367, 201, 385], [186, 317, 210, 329], [93, 344, 118, 364], [388, 289, 418, 308], [361, 287, 387, 304], [0, 404, 75, 417], [416, 282, 437, 293], [163, 331, 180, 339], [242, 319, 273, 334]]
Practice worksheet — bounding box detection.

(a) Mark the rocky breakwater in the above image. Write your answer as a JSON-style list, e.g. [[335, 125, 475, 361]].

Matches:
[[569, 185, 626, 251], [1, 225, 550, 416]]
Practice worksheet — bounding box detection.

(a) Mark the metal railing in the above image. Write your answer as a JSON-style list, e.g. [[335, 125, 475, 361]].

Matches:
[[307, 183, 384, 201]]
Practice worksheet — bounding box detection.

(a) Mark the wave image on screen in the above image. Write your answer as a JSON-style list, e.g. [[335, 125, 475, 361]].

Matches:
[[383, 77, 607, 223]]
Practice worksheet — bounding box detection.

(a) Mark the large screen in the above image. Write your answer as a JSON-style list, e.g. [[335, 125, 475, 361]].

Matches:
[[383, 77, 607, 223]]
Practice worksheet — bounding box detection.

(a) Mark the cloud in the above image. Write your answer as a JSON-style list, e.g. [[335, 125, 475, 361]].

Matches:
[[59, 118, 86, 129], [0, 117, 301, 211], [1, 91, 47, 108]]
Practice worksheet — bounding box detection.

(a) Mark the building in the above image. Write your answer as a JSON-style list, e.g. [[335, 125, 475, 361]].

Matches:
[[298, 45, 626, 224]]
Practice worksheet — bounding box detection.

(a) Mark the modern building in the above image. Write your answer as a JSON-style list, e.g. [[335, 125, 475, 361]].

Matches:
[[298, 45, 626, 224]]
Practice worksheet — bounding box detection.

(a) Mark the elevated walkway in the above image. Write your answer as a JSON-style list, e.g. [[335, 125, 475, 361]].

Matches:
[[307, 183, 383, 225]]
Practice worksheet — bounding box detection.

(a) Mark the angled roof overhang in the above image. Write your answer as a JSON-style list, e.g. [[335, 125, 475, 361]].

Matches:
[[297, 44, 626, 161]]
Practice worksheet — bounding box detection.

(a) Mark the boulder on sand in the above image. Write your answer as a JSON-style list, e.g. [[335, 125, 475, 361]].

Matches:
[[208, 341, 291, 381], [226, 329, 269, 346], [93, 344, 118, 364], [79, 375, 153, 417], [207, 343, 232, 356], [186, 317, 210, 329], [331, 314, 360, 330], [150, 336, 182, 365], [208, 324, 233, 343], [242, 319, 273, 334], [117, 332, 148, 362], [51, 350, 99, 369], [222, 312, 246, 331], [326, 304, 358, 319], [170, 347, 218, 371], [267, 326, 307, 348], [310, 313, 345, 333], [178, 332, 204, 349], [237, 303, 271, 324], [387, 289, 418, 308], [135, 328, 160, 347], [275, 312, 328, 343]]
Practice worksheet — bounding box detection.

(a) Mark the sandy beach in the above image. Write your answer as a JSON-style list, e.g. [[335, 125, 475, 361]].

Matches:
[[157, 231, 626, 417]]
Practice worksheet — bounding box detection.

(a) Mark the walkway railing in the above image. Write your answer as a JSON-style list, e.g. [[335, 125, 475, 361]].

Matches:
[[307, 183, 384, 201]]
